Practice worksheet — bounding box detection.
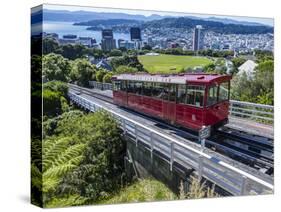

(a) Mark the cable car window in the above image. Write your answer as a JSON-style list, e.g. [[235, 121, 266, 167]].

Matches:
[[207, 85, 218, 106], [177, 85, 204, 106], [127, 81, 135, 93], [143, 82, 152, 97], [219, 82, 230, 102], [186, 85, 205, 107], [120, 81, 126, 92], [135, 81, 143, 95], [177, 84, 187, 104], [169, 84, 176, 102], [113, 80, 121, 91], [161, 83, 169, 101], [151, 82, 163, 98]]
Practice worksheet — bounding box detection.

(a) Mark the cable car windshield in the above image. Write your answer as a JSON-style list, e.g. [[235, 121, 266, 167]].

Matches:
[[207, 81, 230, 106]]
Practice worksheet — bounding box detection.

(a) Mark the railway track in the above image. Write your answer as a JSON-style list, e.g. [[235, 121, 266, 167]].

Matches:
[[69, 84, 274, 176]]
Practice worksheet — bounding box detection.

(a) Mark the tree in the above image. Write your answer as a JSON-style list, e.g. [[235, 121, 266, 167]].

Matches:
[[95, 69, 107, 82], [110, 55, 144, 71], [254, 60, 274, 105], [203, 63, 216, 73], [43, 53, 71, 82], [43, 38, 59, 55], [43, 89, 63, 117], [109, 49, 122, 57], [142, 44, 152, 51], [231, 59, 274, 105], [43, 81, 68, 97], [42, 81, 69, 117], [57, 111, 125, 202], [254, 50, 274, 62], [59, 44, 87, 60], [115, 65, 138, 74], [231, 57, 246, 74], [70, 59, 96, 87], [103, 72, 114, 83]]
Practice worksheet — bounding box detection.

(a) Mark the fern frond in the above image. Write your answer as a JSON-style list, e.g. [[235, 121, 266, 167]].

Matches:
[[52, 144, 85, 167], [43, 137, 71, 171], [31, 163, 42, 190], [42, 137, 85, 193]]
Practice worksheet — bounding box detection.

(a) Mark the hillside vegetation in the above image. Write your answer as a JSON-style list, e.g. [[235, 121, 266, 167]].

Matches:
[[98, 178, 177, 204]]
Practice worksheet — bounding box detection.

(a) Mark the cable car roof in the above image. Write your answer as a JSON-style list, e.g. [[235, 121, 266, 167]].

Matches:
[[112, 73, 231, 85]]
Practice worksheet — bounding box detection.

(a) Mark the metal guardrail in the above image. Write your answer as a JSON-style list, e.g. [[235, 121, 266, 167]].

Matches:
[[69, 91, 273, 196], [230, 100, 274, 123], [89, 81, 274, 124], [89, 81, 113, 90]]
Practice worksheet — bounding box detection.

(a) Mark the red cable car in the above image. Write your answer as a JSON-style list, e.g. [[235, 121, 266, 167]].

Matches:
[[112, 73, 232, 131]]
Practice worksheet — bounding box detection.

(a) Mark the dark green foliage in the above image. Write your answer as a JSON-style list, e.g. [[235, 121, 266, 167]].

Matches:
[[109, 49, 123, 57], [89, 48, 104, 59], [56, 111, 126, 202], [43, 38, 59, 55], [43, 81, 69, 97], [142, 44, 152, 51], [231, 59, 274, 105], [43, 90, 63, 117], [43, 53, 71, 82], [231, 57, 246, 74], [115, 65, 138, 74], [203, 63, 216, 73], [142, 17, 273, 34], [40, 109, 126, 207], [154, 48, 234, 58], [254, 50, 274, 62], [42, 81, 69, 117], [59, 44, 87, 60], [70, 59, 96, 86], [110, 55, 144, 71], [74, 19, 141, 27], [103, 72, 114, 83], [95, 69, 108, 82], [231, 57, 246, 69], [31, 55, 42, 83]]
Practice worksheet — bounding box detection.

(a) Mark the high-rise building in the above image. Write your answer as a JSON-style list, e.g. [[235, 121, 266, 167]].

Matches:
[[102, 29, 113, 39], [193, 25, 204, 51], [101, 29, 116, 51], [119, 40, 135, 50], [117, 39, 125, 48], [130, 27, 141, 41]]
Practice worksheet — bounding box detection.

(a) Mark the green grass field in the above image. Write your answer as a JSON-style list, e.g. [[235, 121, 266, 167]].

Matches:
[[138, 54, 213, 74]]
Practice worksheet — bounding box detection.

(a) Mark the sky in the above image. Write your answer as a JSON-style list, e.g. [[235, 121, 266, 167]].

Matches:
[[44, 4, 274, 26]]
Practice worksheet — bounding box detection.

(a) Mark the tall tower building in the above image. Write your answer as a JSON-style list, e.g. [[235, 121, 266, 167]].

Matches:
[[193, 25, 204, 51], [130, 27, 142, 41], [101, 29, 116, 51], [130, 27, 142, 50]]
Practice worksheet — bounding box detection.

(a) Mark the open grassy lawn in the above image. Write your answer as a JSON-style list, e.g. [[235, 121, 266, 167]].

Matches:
[[138, 54, 213, 74], [97, 178, 177, 204]]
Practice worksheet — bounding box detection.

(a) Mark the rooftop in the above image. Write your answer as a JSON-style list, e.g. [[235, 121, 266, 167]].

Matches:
[[113, 73, 231, 85]]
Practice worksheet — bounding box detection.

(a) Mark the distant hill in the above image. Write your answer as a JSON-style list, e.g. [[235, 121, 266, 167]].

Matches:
[[42, 9, 271, 27], [142, 17, 273, 34], [43, 9, 168, 22], [74, 19, 142, 27], [205, 17, 267, 26]]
